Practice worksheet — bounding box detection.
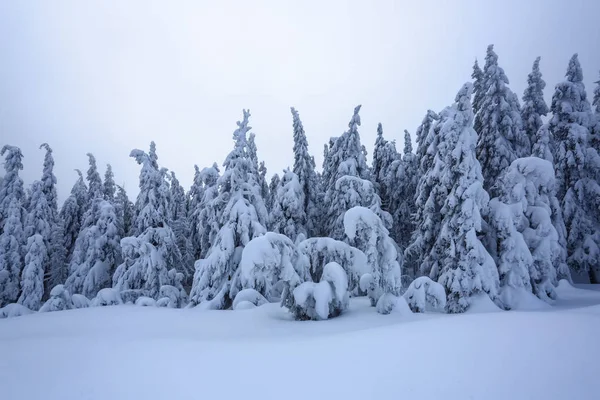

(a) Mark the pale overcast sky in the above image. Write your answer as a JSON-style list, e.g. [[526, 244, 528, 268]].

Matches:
[[1, 0, 599, 203]]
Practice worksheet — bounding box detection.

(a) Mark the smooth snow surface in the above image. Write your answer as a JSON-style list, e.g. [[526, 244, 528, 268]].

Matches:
[[1, 285, 600, 400]]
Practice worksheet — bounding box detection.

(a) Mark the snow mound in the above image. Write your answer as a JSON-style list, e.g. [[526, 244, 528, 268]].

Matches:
[[135, 297, 157, 307], [0, 303, 34, 319], [403, 277, 446, 313], [359, 273, 372, 292], [465, 294, 502, 314], [91, 288, 123, 307], [233, 288, 269, 310], [233, 301, 256, 310], [71, 294, 90, 309], [39, 285, 73, 313], [501, 287, 551, 311]]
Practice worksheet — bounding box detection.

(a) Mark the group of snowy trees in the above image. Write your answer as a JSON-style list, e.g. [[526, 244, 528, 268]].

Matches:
[[1, 45, 600, 318]]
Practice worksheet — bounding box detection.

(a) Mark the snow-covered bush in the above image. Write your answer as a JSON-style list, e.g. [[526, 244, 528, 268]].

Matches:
[[344, 206, 403, 307], [157, 282, 188, 309], [39, 285, 73, 313], [90, 288, 123, 307], [232, 288, 269, 310], [403, 277, 446, 313], [289, 262, 349, 321], [0, 303, 34, 319], [240, 232, 307, 302], [120, 289, 146, 305], [71, 294, 90, 309], [297, 237, 367, 294], [376, 293, 412, 315], [135, 296, 156, 307]]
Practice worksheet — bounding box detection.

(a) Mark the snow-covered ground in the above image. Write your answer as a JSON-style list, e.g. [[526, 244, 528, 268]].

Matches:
[[1, 283, 600, 400]]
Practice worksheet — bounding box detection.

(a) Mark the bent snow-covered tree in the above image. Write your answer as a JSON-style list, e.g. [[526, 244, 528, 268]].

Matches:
[[189, 110, 268, 309], [269, 170, 307, 242], [343, 206, 402, 308]]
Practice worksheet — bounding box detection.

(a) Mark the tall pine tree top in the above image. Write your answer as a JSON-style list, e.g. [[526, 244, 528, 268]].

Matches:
[[103, 164, 116, 201], [475, 45, 524, 192], [471, 59, 484, 119], [86, 153, 103, 201], [39, 143, 58, 216], [521, 57, 549, 154]]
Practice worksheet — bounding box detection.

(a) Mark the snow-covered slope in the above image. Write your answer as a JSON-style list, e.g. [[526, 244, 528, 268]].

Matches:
[[1, 286, 600, 400]]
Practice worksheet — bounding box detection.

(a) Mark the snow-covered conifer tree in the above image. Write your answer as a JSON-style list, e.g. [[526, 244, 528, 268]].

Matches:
[[471, 59, 484, 122], [65, 196, 121, 298], [371, 123, 398, 211], [18, 234, 47, 310], [169, 171, 194, 279], [291, 107, 320, 236], [521, 57, 549, 155], [387, 131, 419, 249], [113, 143, 185, 295], [414, 110, 439, 176], [115, 185, 133, 237], [475, 45, 524, 193], [270, 169, 306, 242], [0, 199, 25, 306], [0, 145, 25, 230], [60, 170, 88, 261], [187, 165, 204, 258], [194, 163, 221, 259], [323, 106, 389, 238], [86, 153, 103, 202], [21, 180, 52, 303], [435, 83, 499, 313], [38, 144, 66, 289], [103, 164, 116, 201], [550, 54, 600, 283], [344, 206, 402, 308], [189, 110, 268, 309], [266, 173, 281, 213]]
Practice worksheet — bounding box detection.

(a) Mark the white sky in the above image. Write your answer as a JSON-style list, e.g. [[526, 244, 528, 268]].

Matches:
[[1, 0, 599, 203]]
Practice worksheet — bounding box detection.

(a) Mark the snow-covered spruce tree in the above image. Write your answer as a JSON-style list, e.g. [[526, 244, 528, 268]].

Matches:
[[344, 206, 402, 308], [323, 106, 389, 239], [405, 106, 451, 278], [471, 59, 484, 123], [195, 163, 221, 259], [371, 123, 398, 211], [65, 175, 122, 298], [247, 132, 270, 204], [475, 45, 524, 193], [60, 170, 88, 261], [550, 54, 600, 283], [414, 110, 440, 177], [387, 131, 419, 249], [521, 57, 549, 156], [20, 180, 53, 306], [266, 173, 281, 213], [258, 161, 269, 203], [434, 83, 499, 313], [187, 165, 204, 258], [18, 234, 47, 310], [86, 153, 103, 202], [591, 72, 600, 151], [115, 185, 134, 237], [38, 144, 66, 290], [531, 126, 571, 282], [496, 158, 564, 303], [270, 169, 307, 242], [103, 164, 116, 201], [291, 107, 321, 237], [169, 171, 194, 279], [0, 146, 26, 306], [0, 145, 26, 230], [188, 110, 268, 309], [113, 143, 185, 297]]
